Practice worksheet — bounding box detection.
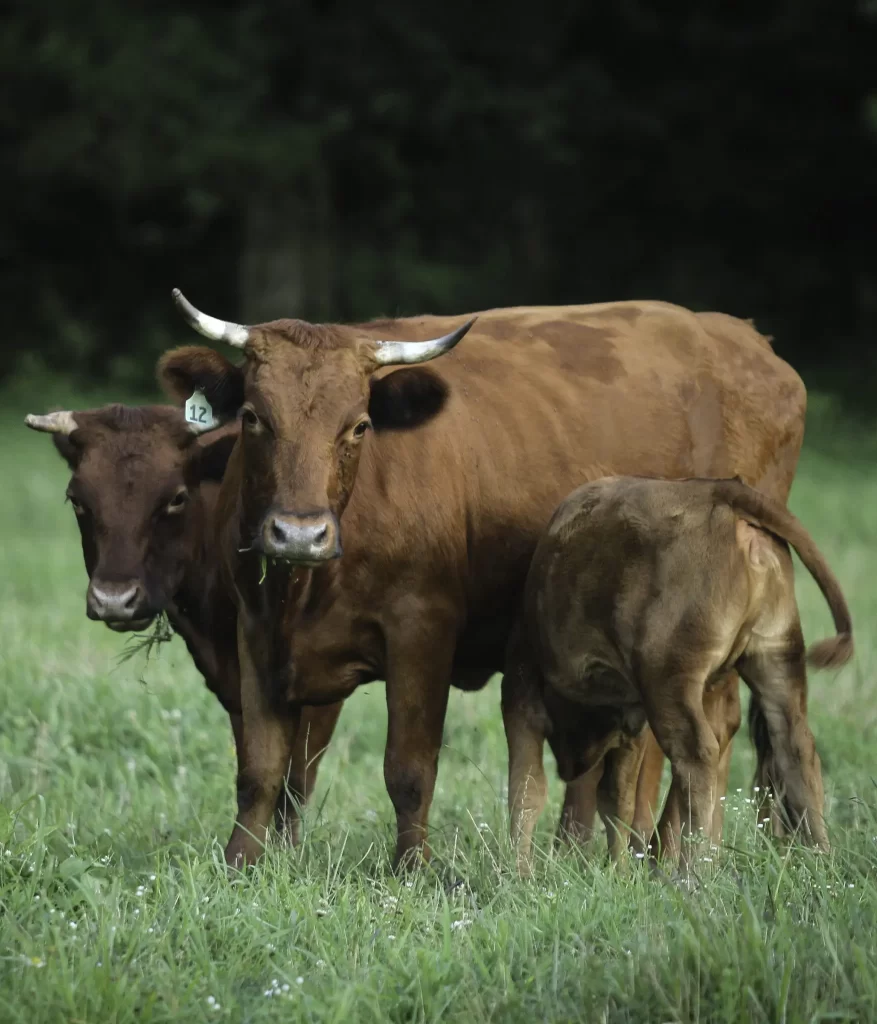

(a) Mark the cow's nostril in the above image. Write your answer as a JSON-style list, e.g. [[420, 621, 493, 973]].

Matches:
[[313, 523, 328, 543], [271, 519, 288, 543], [123, 587, 139, 610]]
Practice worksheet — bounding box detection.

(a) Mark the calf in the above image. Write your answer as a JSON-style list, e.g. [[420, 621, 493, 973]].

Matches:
[[503, 476, 852, 873], [25, 405, 342, 840]]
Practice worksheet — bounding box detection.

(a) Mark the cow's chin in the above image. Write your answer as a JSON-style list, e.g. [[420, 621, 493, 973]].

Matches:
[[105, 617, 156, 634]]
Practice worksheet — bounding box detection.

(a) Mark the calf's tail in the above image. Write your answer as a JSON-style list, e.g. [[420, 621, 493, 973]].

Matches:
[[712, 479, 853, 669]]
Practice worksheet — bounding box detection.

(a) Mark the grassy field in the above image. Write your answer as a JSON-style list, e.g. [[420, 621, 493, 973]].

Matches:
[[2, 391, 877, 1023]]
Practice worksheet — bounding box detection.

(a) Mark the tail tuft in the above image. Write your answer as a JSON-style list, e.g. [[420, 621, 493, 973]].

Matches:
[[807, 632, 853, 670]]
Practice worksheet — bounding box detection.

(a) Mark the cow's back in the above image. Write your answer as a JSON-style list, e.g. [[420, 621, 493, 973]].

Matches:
[[341, 300, 805, 672]]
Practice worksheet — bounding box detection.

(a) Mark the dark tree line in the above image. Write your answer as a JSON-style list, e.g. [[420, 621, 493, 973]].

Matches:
[[3, 0, 876, 391]]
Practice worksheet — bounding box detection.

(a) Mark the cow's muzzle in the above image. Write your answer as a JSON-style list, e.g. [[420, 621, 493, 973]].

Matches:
[[260, 511, 342, 564], [86, 578, 154, 632]]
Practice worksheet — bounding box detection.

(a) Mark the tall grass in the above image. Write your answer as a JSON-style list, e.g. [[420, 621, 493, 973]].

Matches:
[[1, 399, 876, 1022]]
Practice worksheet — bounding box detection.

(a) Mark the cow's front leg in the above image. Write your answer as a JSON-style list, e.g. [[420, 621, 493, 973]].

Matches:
[[225, 620, 299, 869], [274, 701, 344, 844], [383, 627, 456, 871]]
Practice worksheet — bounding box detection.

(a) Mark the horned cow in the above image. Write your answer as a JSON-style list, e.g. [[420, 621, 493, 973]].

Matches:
[[24, 405, 343, 841], [159, 292, 806, 870]]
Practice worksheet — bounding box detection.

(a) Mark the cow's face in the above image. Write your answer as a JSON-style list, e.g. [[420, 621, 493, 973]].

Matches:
[[25, 406, 237, 630], [159, 296, 473, 566]]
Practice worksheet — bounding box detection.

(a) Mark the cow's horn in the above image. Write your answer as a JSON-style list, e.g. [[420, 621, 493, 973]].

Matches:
[[24, 411, 78, 435], [372, 317, 477, 367], [172, 288, 250, 348]]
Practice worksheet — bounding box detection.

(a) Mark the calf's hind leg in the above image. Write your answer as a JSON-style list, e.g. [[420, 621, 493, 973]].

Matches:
[[646, 676, 720, 871], [737, 635, 828, 851], [651, 674, 740, 860], [598, 731, 648, 862]]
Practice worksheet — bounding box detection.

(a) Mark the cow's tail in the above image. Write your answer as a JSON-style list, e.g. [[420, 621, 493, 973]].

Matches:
[[713, 479, 853, 669]]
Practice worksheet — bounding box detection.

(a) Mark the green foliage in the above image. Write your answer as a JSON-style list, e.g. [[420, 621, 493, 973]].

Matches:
[[3, 2, 876, 391], [1, 400, 877, 1020]]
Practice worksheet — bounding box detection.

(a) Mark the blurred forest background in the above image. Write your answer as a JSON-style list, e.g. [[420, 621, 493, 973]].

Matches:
[[3, 1, 876, 397]]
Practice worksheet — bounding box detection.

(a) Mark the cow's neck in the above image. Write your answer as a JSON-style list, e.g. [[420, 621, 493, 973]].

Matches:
[[234, 551, 345, 675], [167, 491, 237, 705], [236, 552, 322, 623]]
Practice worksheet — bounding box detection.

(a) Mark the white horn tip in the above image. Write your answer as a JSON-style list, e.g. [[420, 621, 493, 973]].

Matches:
[[171, 287, 250, 348], [24, 411, 78, 435]]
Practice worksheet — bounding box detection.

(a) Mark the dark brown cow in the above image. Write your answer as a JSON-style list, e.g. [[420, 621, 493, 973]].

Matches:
[[504, 476, 852, 873], [24, 405, 342, 840], [158, 294, 806, 869]]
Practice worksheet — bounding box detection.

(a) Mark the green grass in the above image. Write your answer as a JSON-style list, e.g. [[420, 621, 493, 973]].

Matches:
[[2, 395, 877, 1022]]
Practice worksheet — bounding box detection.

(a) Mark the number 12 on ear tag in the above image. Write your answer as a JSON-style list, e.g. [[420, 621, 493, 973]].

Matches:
[[185, 390, 215, 432]]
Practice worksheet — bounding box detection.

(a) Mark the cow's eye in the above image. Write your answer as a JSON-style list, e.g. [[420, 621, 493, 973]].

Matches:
[[66, 491, 85, 515], [165, 487, 189, 514], [353, 419, 371, 439], [241, 405, 261, 431]]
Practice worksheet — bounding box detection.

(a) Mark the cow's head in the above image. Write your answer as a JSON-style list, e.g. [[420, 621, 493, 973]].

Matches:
[[158, 290, 474, 565], [25, 405, 237, 630]]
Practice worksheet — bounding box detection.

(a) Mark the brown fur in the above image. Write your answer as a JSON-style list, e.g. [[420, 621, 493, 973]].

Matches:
[[157, 299, 807, 869], [29, 404, 342, 842], [504, 476, 851, 874]]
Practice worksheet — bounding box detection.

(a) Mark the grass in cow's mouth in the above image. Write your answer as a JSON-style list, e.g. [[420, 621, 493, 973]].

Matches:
[[1, 395, 877, 1022], [115, 611, 174, 668]]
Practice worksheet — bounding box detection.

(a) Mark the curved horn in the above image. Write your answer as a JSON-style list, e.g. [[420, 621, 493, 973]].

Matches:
[[24, 411, 78, 435], [372, 317, 477, 367], [172, 288, 250, 348]]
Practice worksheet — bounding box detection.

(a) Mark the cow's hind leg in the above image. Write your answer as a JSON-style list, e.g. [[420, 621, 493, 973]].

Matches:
[[556, 766, 601, 847], [704, 672, 742, 845], [630, 728, 665, 854], [274, 702, 344, 844], [502, 642, 549, 877], [737, 633, 828, 851]]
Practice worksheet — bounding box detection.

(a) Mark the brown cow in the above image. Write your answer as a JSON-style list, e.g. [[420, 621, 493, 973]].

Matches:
[[158, 293, 806, 869], [504, 476, 852, 874], [24, 405, 342, 840]]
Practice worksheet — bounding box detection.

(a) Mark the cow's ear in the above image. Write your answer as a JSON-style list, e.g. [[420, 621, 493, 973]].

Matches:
[[157, 346, 245, 423], [52, 432, 83, 468], [190, 425, 239, 483], [368, 367, 450, 432]]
